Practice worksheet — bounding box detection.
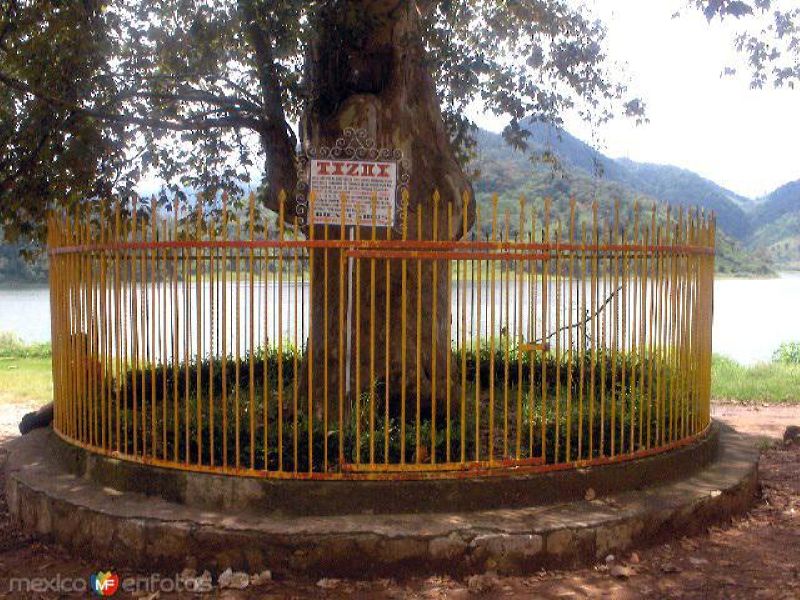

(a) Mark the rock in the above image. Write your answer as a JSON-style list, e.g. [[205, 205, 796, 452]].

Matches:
[[218, 568, 248, 589], [218, 568, 233, 589], [18, 402, 54, 434], [610, 565, 633, 579], [689, 557, 709, 566], [217, 567, 250, 590], [185, 570, 212, 593], [605, 554, 615, 564], [584, 488, 597, 501], [250, 570, 272, 587], [629, 552, 640, 564], [783, 425, 800, 446], [228, 572, 250, 590], [317, 578, 341, 589]]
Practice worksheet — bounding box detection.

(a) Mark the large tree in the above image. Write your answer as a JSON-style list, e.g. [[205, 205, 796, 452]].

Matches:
[[0, 0, 642, 412], [693, 0, 799, 89]]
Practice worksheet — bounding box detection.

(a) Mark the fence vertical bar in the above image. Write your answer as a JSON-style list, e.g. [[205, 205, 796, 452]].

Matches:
[[383, 210, 391, 465], [460, 192, 469, 464], [291, 215, 299, 472], [369, 193, 377, 466], [541, 198, 551, 462], [516, 197, 525, 461], [567, 200, 576, 462], [400, 192, 408, 465], [278, 195, 285, 472]]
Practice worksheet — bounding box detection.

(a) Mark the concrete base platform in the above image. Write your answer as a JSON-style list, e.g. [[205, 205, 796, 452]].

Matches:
[[4, 423, 759, 577]]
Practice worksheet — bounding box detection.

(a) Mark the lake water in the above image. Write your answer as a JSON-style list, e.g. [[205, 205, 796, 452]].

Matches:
[[1, 273, 799, 365]]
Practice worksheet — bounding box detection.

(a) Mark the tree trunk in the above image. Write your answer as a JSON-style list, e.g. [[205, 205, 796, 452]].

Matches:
[[301, 1, 475, 424]]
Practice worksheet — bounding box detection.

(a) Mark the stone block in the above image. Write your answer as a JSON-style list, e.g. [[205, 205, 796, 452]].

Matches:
[[112, 518, 146, 565], [469, 533, 543, 572], [595, 519, 644, 559], [429, 533, 468, 561]]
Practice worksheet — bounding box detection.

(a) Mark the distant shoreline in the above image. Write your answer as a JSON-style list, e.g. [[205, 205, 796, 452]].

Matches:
[[1, 270, 798, 288]]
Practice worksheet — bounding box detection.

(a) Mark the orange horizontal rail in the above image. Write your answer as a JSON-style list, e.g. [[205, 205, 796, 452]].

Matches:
[[345, 250, 550, 261], [48, 238, 715, 257]]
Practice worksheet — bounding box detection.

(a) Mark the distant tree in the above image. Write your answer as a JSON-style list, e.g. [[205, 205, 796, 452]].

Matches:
[[693, 0, 799, 89]]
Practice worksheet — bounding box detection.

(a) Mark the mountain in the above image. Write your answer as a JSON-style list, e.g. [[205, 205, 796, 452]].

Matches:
[[471, 123, 775, 276], [477, 123, 756, 237], [0, 233, 47, 284], [753, 180, 800, 226], [750, 180, 800, 269], [508, 124, 800, 272], [612, 160, 753, 239], [0, 124, 792, 282]]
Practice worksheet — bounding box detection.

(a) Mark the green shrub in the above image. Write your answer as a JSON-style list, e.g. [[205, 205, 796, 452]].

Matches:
[[0, 331, 51, 358], [772, 342, 800, 365], [712, 354, 799, 404]]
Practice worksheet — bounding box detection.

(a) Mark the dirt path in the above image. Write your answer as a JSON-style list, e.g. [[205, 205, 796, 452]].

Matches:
[[0, 400, 36, 445], [0, 403, 797, 598], [712, 403, 799, 440]]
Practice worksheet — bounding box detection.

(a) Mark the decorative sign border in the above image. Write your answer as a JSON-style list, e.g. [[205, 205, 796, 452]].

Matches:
[[296, 128, 411, 229]]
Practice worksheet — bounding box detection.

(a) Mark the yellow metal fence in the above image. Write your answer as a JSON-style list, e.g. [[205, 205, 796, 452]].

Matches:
[[47, 193, 715, 479]]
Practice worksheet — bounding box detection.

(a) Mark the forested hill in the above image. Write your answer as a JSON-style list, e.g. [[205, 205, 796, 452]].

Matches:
[[750, 180, 800, 269], [471, 123, 798, 276], [0, 237, 47, 284], [1, 124, 796, 282], [473, 123, 754, 234]]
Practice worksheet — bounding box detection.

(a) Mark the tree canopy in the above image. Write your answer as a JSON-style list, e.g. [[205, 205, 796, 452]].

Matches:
[[0, 0, 644, 245], [694, 0, 799, 89]]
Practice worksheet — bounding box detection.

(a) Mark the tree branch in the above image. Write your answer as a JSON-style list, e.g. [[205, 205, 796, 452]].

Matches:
[[0, 71, 263, 132], [239, 0, 298, 205], [536, 285, 623, 345], [112, 86, 262, 114]]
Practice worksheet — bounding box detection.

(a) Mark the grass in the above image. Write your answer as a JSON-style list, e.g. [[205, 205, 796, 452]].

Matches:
[[107, 345, 672, 470], [1, 330, 797, 414], [0, 357, 53, 406], [0, 333, 53, 408], [0, 331, 51, 359], [711, 355, 800, 405]]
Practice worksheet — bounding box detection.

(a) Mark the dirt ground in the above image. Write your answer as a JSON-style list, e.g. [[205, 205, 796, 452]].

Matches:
[[0, 399, 37, 447], [711, 403, 799, 441], [0, 402, 797, 599]]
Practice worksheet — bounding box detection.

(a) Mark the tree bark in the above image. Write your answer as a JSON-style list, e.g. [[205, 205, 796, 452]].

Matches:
[[240, 0, 298, 204], [300, 0, 475, 423]]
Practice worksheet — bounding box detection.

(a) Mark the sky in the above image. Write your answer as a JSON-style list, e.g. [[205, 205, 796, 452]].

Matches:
[[469, 0, 799, 199]]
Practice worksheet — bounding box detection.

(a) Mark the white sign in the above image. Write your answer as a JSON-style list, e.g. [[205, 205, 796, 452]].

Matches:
[[309, 159, 397, 227]]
